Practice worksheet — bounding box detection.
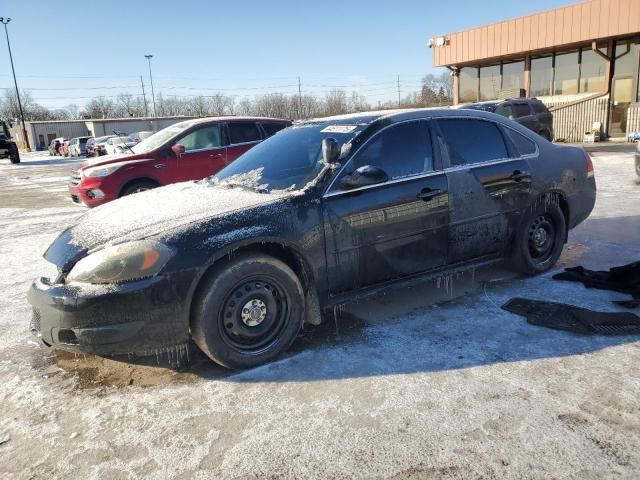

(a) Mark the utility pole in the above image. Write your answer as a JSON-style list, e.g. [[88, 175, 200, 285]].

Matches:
[[144, 54, 156, 117], [397, 74, 401, 108], [0, 17, 29, 150], [140, 75, 149, 117], [297, 76, 303, 119]]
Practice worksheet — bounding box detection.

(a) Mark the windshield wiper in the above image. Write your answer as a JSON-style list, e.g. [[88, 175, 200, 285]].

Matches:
[[113, 130, 136, 155]]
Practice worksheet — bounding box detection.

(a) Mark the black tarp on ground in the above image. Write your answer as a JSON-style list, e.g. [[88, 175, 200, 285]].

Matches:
[[502, 297, 640, 335], [552, 262, 640, 308]]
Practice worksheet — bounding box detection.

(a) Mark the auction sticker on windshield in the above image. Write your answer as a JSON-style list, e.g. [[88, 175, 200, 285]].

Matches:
[[321, 125, 358, 133]]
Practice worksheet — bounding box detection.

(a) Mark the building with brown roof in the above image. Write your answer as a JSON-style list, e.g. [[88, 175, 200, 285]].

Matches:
[[430, 0, 640, 141]]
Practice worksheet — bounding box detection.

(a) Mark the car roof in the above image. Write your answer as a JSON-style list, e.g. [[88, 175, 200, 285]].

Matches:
[[296, 107, 517, 127], [175, 116, 291, 129]]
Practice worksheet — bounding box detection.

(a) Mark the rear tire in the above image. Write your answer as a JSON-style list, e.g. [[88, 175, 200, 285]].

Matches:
[[512, 197, 567, 275], [119, 180, 159, 197], [191, 253, 304, 369]]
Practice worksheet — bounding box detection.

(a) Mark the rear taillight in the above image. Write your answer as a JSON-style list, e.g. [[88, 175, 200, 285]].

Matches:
[[585, 150, 595, 178]]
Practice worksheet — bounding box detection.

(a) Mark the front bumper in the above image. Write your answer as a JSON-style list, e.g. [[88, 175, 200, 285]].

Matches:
[[68, 178, 115, 207], [27, 275, 190, 356]]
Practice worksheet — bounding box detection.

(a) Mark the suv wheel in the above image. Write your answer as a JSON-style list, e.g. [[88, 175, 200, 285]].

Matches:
[[191, 253, 304, 369], [511, 198, 567, 275], [119, 180, 159, 197], [539, 130, 552, 142], [9, 144, 19, 164]]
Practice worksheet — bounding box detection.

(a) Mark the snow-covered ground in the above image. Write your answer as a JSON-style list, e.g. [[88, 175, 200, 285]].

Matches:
[[0, 151, 639, 479]]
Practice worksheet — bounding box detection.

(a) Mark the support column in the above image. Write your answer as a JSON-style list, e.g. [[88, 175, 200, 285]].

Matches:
[[450, 68, 460, 105], [524, 55, 531, 98]]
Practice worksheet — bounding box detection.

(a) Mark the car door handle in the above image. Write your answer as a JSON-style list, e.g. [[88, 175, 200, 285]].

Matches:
[[210, 153, 223, 159], [510, 170, 532, 182], [416, 188, 444, 200], [154, 163, 167, 169]]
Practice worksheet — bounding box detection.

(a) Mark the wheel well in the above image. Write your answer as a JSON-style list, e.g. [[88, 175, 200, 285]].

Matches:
[[535, 191, 570, 241], [188, 242, 314, 326], [118, 178, 160, 197]]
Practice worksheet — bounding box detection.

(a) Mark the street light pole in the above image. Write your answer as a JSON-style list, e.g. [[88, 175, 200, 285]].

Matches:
[[144, 54, 157, 117], [0, 17, 29, 149]]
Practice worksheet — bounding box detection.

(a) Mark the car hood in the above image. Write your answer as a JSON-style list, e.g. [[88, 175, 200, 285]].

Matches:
[[80, 152, 145, 168], [67, 181, 291, 250]]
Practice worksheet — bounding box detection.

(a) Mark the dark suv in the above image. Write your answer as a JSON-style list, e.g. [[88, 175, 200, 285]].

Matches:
[[460, 98, 553, 141], [0, 122, 19, 164]]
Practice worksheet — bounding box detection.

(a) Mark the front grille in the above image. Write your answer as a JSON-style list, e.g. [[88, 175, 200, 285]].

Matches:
[[30, 308, 42, 336], [70, 171, 81, 185], [70, 194, 81, 204]]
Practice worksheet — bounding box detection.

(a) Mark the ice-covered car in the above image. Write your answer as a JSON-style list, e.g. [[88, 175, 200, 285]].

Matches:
[[28, 108, 597, 369]]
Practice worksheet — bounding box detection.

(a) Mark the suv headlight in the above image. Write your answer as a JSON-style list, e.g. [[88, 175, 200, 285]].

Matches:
[[84, 163, 125, 178], [67, 240, 173, 284]]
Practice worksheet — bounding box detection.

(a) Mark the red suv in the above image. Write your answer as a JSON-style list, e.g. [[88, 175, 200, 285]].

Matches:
[[68, 117, 291, 207]]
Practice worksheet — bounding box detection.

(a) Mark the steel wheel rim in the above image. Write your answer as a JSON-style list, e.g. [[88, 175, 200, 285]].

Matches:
[[218, 275, 289, 353], [527, 214, 556, 263]]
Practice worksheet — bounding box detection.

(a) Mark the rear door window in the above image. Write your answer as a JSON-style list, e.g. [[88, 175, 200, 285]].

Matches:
[[437, 118, 508, 166], [228, 122, 262, 144], [494, 104, 514, 120], [513, 103, 533, 118], [348, 121, 434, 181]]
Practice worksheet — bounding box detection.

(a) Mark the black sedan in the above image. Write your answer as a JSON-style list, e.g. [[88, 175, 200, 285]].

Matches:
[[28, 108, 597, 369]]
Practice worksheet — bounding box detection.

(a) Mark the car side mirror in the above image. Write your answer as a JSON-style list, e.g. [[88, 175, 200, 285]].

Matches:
[[322, 137, 341, 164], [341, 165, 389, 189], [171, 144, 185, 155]]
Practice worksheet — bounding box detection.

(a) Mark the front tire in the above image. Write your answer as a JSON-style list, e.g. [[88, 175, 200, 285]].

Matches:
[[9, 144, 19, 164], [191, 253, 304, 369], [512, 198, 567, 275], [119, 180, 159, 197]]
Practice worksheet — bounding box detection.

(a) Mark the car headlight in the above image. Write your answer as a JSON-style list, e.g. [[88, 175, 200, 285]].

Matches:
[[84, 163, 125, 178], [66, 240, 173, 284]]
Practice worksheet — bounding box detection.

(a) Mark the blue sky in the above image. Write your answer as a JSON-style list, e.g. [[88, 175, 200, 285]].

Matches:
[[1, 0, 569, 109]]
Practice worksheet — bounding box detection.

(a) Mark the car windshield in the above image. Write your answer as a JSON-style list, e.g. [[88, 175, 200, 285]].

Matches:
[[210, 123, 365, 192], [131, 122, 192, 154]]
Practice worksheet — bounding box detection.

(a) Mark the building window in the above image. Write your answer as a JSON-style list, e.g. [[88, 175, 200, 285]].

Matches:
[[614, 41, 640, 77], [459, 67, 478, 102], [479, 65, 501, 101], [553, 51, 579, 95], [501, 60, 524, 91], [531, 56, 553, 97], [580, 47, 607, 93]]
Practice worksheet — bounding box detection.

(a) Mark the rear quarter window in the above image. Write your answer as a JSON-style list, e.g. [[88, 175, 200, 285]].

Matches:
[[532, 102, 549, 114], [505, 128, 537, 156]]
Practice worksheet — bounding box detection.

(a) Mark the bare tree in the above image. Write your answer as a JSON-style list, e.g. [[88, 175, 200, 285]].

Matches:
[[324, 89, 348, 116]]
